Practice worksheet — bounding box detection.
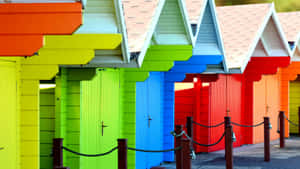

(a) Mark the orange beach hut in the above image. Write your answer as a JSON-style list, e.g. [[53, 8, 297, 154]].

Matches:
[[278, 12, 300, 136]]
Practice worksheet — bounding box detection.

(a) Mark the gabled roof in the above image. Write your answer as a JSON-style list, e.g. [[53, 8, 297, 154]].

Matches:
[[0, 0, 78, 2], [186, 0, 207, 25], [216, 3, 291, 73], [74, 0, 130, 64], [122, 0, 193, 67], [186, 0, 227, 72], [278, 12, 300, 60]]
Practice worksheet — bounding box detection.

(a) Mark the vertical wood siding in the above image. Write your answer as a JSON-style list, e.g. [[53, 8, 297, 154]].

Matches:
[[136, 72, 164, 169], [253, 74, 280, 144], [0, 62, 18, 169], [289, 79, 300, 134], [80, 69, 120, 169], [279, 62, 300, 137]]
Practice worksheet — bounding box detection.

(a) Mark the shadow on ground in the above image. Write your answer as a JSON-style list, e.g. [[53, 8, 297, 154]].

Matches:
[[159, 137, 300, 169]]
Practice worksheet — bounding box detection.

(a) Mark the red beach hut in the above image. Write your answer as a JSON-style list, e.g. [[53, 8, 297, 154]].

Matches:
[[174, 3, 291, 153]]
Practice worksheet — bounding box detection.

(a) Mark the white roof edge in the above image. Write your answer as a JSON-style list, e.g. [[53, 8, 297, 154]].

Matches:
[[272, 7, 293, 57], [291, 31, 300, 57], [209, 0, 228, 73], [240, 3, 290, 72], [137, 0, 166, 67], [115, 0, 130, 63], [194, 0, 208, 45], [137, 0, 194, 67], [179, 0, 195, 47]]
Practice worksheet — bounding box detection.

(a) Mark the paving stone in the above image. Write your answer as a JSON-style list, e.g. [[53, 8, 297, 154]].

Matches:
[[157, 137, 300, 169]]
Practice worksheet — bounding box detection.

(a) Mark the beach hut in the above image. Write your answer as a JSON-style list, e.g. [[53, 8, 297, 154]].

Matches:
[[278, 12, 300, 136], [0, 1, 89, 169], [38, 1, 125, 169], [48, 0, 194, 169], [161, 0, 227, 158], [173, 3, 291, 154], [217, 3, 291, 145]]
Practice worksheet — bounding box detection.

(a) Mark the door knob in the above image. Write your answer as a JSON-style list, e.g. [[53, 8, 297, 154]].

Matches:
[[101, 121, 108, 136]]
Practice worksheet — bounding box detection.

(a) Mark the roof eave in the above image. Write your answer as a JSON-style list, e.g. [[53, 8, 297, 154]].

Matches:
[[137, 0, 166, 67]]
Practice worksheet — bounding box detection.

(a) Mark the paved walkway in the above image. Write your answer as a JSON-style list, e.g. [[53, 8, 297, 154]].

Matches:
[[159, 137, 300, 169]]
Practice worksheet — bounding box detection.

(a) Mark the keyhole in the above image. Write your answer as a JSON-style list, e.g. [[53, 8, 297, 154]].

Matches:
[[148, 115, 152, 128]]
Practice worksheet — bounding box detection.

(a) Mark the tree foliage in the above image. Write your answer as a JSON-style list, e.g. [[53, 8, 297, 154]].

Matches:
[[215, 0, 300, 12]]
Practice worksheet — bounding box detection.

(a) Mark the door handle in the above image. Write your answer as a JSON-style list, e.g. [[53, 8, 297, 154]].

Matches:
[[148, 115, 152, 128], [101, 121, 108, 136]]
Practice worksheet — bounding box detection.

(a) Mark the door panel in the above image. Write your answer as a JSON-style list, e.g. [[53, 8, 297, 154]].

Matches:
[[289, 80, 300, 134], [81, 69, 119, 169], [0, 62, 17, 169], [266, 74, 280, 141], [253, 76, 266, 144], [147, 72, 163, 167], [136, 72, 163, 169], [136, 81, 148, 169]]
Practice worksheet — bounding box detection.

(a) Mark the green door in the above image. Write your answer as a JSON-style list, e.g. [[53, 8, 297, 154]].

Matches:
[[289, 80, 300, 134], [80, 69, 120, 169]]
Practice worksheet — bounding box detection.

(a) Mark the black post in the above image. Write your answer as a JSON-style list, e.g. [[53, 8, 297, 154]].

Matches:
[[225, 117, 233, 169], [264, 117, 270, 162], [175, 125, 183, 169], [186, 116, 193, 138], [53, 138, 69, 169], [118, 139, 127, 169], [182, 139, 191, 169], [279, 111, 285, 148]]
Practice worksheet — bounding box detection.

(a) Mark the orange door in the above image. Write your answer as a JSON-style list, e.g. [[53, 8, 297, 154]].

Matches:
[[253, 74, 280, 144]]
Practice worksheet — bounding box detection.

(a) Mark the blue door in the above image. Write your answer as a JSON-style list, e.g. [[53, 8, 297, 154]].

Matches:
[[136, 72, 163, 169]]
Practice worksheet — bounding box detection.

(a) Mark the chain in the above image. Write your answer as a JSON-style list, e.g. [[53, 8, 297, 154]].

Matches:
[[192, 121, 224, 128], [191, 132, 225, 147], [231, 121, 264, 128], [283, 114, 300, 126], [62, 146, 117, 157], [127, 146, 181, 153]]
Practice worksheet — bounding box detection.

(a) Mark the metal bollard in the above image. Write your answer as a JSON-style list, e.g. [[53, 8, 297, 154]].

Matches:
[[225, 117, 233, 169], [264, 117, 270, 162], [175, 125, 183, 169], [279, 111, 285, 148], [298, 107, 300, 137], [118, 139, 127, 169], [182, 139, 191, 169], [186, 117, 193, 139]]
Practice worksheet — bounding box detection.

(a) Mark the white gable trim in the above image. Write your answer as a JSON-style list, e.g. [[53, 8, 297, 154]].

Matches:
[[178, 0, 194, 46], [194, 0, 208, 45], [260, 37, 271, 56], [193, 0, 228, 72], [136, 0, 166, 67], [291, 32, 300, 59], [240, 3, 292, 73], [115, 0, 130, 63], [209, 0, 228, 72], [137, 0, 194, 67]]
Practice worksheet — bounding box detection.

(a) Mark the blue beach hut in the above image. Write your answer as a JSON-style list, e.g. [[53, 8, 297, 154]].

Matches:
[[135, 0, 227, 164]]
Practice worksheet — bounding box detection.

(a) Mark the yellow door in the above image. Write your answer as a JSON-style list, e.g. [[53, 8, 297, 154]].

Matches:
[[0, 61, 17, 169]]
